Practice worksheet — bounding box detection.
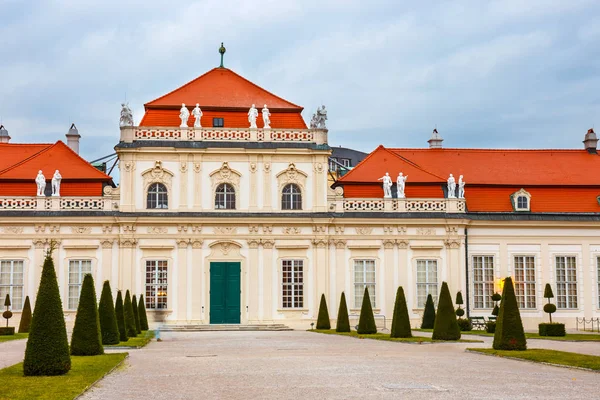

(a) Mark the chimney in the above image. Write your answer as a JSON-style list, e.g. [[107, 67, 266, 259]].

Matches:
[[428, 128, 443, 148], [583, 128, 598, 154], [0, 125, 10, 143], [66, 123, 81, 154]]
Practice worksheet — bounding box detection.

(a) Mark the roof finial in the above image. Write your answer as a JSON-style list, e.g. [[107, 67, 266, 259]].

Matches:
[[219, 42, 226, 68]]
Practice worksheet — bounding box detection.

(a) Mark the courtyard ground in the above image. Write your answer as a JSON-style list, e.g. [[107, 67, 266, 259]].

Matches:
[[78, 330, 599, 400]]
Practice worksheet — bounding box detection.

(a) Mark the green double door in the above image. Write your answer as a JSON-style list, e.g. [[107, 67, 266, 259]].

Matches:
[[209, 262, 241, 324]]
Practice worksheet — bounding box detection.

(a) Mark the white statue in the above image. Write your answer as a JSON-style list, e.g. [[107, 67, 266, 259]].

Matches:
[[458, 175, 465, 199], [310, 105, 328, 129], [447, 174, 456, 198], [377, 172, 393, 198], [119, 103, 133, 127], [397, 172, 408, 198], [262, 104, 271, 129], [35, 170, 46, 196], [248, 104, 258, 128], [51, 170, 62, 197], [192, 104, 203, 128], [179, 103, 190, 127]]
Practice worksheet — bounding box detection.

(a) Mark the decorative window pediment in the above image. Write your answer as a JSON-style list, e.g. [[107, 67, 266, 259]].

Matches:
[[210, 162, 241, 188], [142, 161, 174, 192], [276, 163, 308, 191], [511, 188, 531, 212]]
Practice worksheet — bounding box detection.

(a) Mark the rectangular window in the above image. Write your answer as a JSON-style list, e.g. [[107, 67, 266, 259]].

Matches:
[[212, 117, 224, 127], [416, 260, 438, 308], [556, 256, 577, 309], [514, 256, 536, 309], [473, 256, 494, 309], [341, 158, 351, 168], [328, 157, 338, 171], [282, 260, 303, 308], [146, 260, 168, 309], [354, 260, 376, 308], [68, 260, 92, 310], [0, 260, 24, 310]]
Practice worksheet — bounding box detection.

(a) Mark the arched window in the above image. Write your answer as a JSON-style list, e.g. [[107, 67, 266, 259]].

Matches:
[[147, 183, 168, 209], [215, 183, 236, 209], [282, 183, 302, 210]]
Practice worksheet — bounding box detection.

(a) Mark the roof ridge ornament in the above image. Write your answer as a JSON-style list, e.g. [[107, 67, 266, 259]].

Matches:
[[219, 42, 226, 68]]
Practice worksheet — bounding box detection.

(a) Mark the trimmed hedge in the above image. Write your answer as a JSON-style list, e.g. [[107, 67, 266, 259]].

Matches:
[[138, 295, 149, 331], [316, 294, 331, 330], [357, 287, 377, 334], [18, 296, 32, 333], [70, 274, 104, 356], [486, 321, 496, 333], [23, 248, 71, 376], [432, 282, 461, 340], [115, 291, 128, 342], [421, 294, 436, 329], [457, 318, 473, 331], [0, 327, 15, 335], [539, 323, 566, 337], [390, 286, 412, 338], [493, 277, 527, 351], [124, 290, 137, 338], [98, 281, 120, 345], [336, 292, 350, 333], [132, 295, 142, 334]]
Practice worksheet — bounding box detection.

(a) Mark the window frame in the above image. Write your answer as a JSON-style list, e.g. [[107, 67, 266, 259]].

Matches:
[[555, 255, 578, 309], [281, 259, 304, 309], [212, 117, 224, 127], [354, 259, 376, 309], [0, 259, 24, 311], [68, 259, 93, 310], [472, 255, 495, 309], [416, 259, 438, 308], [145, 260, 168, 310], [146, 182, 169, 210], [328, 157, 338, 172], [281, 183, 302, 210], [340, 158, 351, 168], [214, 182, 236, 210], [512, 188, 531, 212], [513, 255, 537, 309]]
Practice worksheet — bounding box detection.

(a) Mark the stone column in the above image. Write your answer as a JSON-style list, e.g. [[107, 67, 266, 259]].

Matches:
[[444, 238, 462, 295], [176, 239, 189, 322], [333, 239, 347, 315], [247, 239, 260, 323], [383, 239, 396, 317], [31, 239, 47, 305], [262, 239, 275, 322], [100, 239, 114, 293], [190, 240, 204, 322], [118, 239, 137, 292], [313, 238, 329, 315]]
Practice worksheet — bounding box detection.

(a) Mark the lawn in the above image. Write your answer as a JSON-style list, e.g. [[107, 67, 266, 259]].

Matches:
[[468, 348, 600, 371], [311, 329, 482, 343], [0, 353, 127, 400], [0, 333, 28, 343], [104, 330, 155, 348], [414, 329, 600, 341]]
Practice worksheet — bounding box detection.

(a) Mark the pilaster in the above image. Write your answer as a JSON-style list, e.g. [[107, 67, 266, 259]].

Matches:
[[262, 239, 274, 321], [176, 239, 189, 321]]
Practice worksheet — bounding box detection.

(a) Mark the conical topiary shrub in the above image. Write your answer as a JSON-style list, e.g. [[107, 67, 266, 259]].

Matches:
[[70, 274, 103, 356], [455, 291, 465, 317], [115, 290, 128, 342], [98, 281, 120, 345], [18, 296, 32, 333], [316, 294, 331, 330], [124, 290, 137, 338], [421, 294, 436, 329], [336, 292, 350, 333], [493, 277, 526, 350], [432, 282, 461, 340], [23, 247, 71, 376], [132, 294, 141, 334], [357, 287, 377, 334], [138, 295, 149, 331], [390, 286, 412, 338]]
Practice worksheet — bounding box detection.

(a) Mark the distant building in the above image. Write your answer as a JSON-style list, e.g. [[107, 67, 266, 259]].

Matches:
[[328, 146, 368, 184]]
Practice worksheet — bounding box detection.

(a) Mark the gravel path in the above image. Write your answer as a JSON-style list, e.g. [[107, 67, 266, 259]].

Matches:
[[79, 330, 600, 400], [0, 338, 26, 368]]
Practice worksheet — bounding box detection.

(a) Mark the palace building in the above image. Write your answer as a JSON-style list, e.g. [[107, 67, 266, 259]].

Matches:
[[1, 57, 600, 330]]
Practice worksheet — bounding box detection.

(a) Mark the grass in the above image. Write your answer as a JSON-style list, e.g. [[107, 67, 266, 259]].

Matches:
[[0, 353, 127, 400], [468, 348, 600, 371], [310, 329, 482, 343], [414, 329, 600, 341], [0, 333, 28, 343], [104, 330, 155, 348]]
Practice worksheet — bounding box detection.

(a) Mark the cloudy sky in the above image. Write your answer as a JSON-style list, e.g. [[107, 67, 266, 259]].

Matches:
[[1, 0, 599, 165]]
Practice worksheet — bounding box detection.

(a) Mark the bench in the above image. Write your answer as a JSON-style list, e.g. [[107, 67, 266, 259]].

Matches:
[[469, 316, 486, 330]]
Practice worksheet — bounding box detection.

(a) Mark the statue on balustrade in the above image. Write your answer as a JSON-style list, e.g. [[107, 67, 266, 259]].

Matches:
[[310, 105, 328, 129], [397, 172, 408, 198], [447, 174, 456, 198], [262, 104, 271, 129], [458, 175, 465, 199], [52, 170, 62, 197], [378, 172, 393, 198], [35, 170, 46, 197], [119, 103, 133, 127], [192, 104, 203, 128], [248, 104, 259, 129], [179, 103, 190, 127]]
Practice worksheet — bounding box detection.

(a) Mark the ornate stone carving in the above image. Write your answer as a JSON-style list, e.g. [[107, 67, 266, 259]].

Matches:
[[249, 162, 257, 173], [382, 239, 395, 249], [103, 185, 113, 195], [248, 104, 258, 129], [248, 225, 259, 234], [2, 226, 24, 234], [331, 239, 347, 249], [416, 227, 435, 236], [396, 172, 407, 199], [210, 162, 241, 191], [51, 170, 62, 197], [355, 227, 373, 235], [177, 239, 189, 248], [444, 239, 461, 249], [398, 226, 407, 235], [120, 103, 134, 126], [119, 239, 137, 248], [312, 238, 328, 248], [192, 104, 203, 128], [312, 225, 327, 234], [396, 239, 409, 249], [191, 239, 203, 249], [101, 239, 114, 249], [71, 226, 91, 234], [49, 225, 60, 233], [35, 170, 46, 196], [34, 224, 46, 233], [283, 227, 301, 235], [334, 186, 344, 197], [247, 238, 260, 249], [180, 103, 190, 127], [122, 225, 136, 234], [193, 163, 201, 173], [383, 226, 395, 234], [262, 225, 273, 234], [142, 161, 174, 192], [445, 226, 459, 235], [124, 162, 135, 172], [447, 174, 456, 198], [180, 162, 188, 173], [262, 239, 275, 249], [147, 226, 167, 234], [262, 104, 271, 129], [334, 226, 345, 234], [377, 172, 392, 198], [177, 225, 188, 233], [191, 225, 202, 233], [310, 105, 327, 129], [214, 226, 236, 235], [313, 163, 324, 173], [276, 163, 308, 192], [33, 239, 46, 249], [102, 225, 113, 234], [458, 175, 465, 199], [263, 162, 271, 173], [221, 242, 232, 255]]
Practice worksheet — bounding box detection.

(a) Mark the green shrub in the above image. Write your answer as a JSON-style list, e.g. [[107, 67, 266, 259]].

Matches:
[[132, 294, 142, 334], [390, 286, 412, 338], [115, 290, 128, 342], [543, 283, 555, 323], [70, 274, 104, 356], [485, 321, 496, 333], [336, 292, 350, 333], [23, 248, 71, 376], [18, 296, 32, 333], [493, 277, 527, 351], [543, 303, 557, 314], [138, 295, 149, 331], [491, 305, 500, 316], [357, 287, 377, 334], [539, 323, 566, 337], [432, 282, 461, 340], [457, 318, 473, 331], [316, 294, 331, 330], [421, 294, 436, 329], [3, 294, 12, 326], [456, 291, 464, 306], [456, 308, 465, 317], [543, 283, 554, 299], [0, 327, 15, 335], [491, 293, 502, 302], [124, 290, 137, 338], [98, 281, 120, 345]]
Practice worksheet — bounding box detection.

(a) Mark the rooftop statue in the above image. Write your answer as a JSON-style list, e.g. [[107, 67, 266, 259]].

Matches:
[[310, 105, 328, 129], [262, 104, 271, 129], [192, 104, 203, 128], [377, 172, 393, 198], [458, 175, 465, 199], [119, 103, 133, 127], [35, 170, 46, 197], [248, 104, 258, 129], [397, 172, 408, 198], [179, 103, 190, 128], [447, 174, 456, 198], [52, 170, 62, 197]]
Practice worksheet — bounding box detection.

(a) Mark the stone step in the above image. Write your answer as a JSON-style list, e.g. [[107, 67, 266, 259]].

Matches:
[[158, 324, 293, 332]]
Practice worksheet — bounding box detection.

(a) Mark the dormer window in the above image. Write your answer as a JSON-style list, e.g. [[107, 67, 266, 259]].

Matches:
[[213, 118, 224, 127], [512, 189, 531, 212]]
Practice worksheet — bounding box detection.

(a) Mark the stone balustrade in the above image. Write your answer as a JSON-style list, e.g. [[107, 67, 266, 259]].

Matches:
[[333, 197, 466, 213], [0, 197, 118, 212], [120, 126, 328, 145]]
